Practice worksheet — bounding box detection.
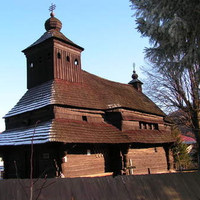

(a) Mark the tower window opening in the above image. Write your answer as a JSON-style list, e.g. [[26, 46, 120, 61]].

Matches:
[[30, 62, 34, 68], [57, 52, 61, 59], [152, 124, 158, 130], [87, 149, 91, 155], [82, 116, 87, 122], [139, 122, 159, 130], [148, 124, 152, 130], [66, 56, 70, 62], [74, 59, 79, 65]]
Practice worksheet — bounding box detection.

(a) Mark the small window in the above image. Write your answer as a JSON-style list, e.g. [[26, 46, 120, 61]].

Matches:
[[57, 52, 61, 59], [30, 62, 34, 68], [82, 116, 87, 122], [74, 59, 79, 65], [140, 122, 146, 129], [139, 122, 158, 130], [66, 56, 70, 62], [148, 124, 152, 130], [153, 124, 158, 130], [87, 149, 91, 155]]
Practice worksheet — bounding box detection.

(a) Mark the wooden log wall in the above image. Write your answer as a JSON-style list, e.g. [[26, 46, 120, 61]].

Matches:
[[105, 108, 171, 132], [6, 106, 53, 129], [127, 147, 168, 175], [122, 121, 139, 131], [4, 150, 24, 179], [26, 43, 54, 89], [61, 154, 105, 178], [54, 106, 105, 123], [3, 144, 59, 179]]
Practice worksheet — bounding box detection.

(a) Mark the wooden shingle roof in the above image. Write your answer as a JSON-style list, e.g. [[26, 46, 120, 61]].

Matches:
[[1, 70, 174, 146], [4, 81, 53, 118], [0, 120, 173, 145], [124, 129, 174, 144], [23, 28, 84, 52], [5, 71, 165, 118]]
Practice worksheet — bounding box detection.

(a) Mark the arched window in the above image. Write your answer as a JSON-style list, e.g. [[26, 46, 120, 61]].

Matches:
[[57, 52, 61, 59], [74, 59, 79, 65], [30, 62, 34, 68], [66, 56, 70, 62], [82, 116, 87, 122]]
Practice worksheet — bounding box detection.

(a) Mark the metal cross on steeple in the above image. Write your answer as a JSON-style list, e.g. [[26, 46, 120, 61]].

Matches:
[[49, 3, 56, 12]]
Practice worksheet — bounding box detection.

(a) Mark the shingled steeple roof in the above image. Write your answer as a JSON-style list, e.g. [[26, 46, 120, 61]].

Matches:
[[23, 10, 84, 52]]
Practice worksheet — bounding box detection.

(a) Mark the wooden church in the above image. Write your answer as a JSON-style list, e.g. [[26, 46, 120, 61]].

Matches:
[[0, 8, 175, 179]]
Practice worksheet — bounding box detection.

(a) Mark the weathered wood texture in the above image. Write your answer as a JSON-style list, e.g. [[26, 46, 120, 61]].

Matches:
[[25, 38, 83, 89], [54, 46, 82, 83], [121, 109, 164, 124], [0, 172, 200, 200], [26, 42, 54, 89], [3, 144, 59, 179], [62, 154, 104, 178], [6, 106, 54, 129], [54, 106, 104, 123], [127, 147, 168, 174], [3, 142, 173, 179]]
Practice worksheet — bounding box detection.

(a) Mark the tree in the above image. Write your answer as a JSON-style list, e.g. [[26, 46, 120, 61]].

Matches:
[[130, 0, 200, 73], [171, 126, 192, 170], [130, 0, 200, 167]]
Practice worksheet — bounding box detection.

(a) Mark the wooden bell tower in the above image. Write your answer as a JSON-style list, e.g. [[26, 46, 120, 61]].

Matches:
[[22, 5, 84, 89]]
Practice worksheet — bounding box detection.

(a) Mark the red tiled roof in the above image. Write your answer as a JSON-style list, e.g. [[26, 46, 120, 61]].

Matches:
[[180, 135, 196, 144]]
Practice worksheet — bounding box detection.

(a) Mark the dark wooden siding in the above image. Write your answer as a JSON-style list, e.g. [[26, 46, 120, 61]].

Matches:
[[26, 44, 54, 89], [6, 106, 54, 129], [54, 47, 82, 83], [3, 144, 59, 179]]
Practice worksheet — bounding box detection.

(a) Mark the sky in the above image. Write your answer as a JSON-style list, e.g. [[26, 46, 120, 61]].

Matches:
[[0, 0, 149, 132]]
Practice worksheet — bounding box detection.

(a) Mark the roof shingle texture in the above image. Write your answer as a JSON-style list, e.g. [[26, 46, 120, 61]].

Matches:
[[23, 29, 84, 52], [0, 120, 173, 146], [5, 71, 165, 118]]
